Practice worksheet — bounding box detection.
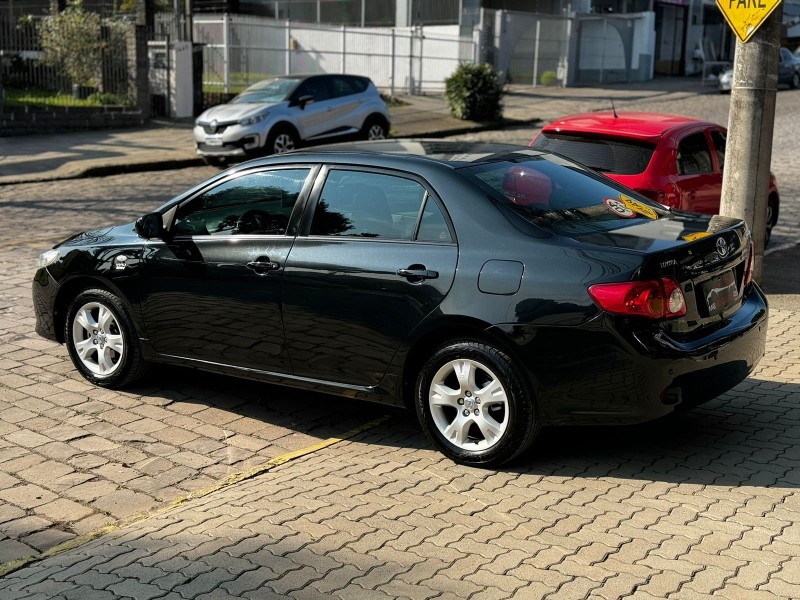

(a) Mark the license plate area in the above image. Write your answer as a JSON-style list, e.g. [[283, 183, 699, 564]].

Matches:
[[205, 135, 223, 146], [700, 269, 739, 317]]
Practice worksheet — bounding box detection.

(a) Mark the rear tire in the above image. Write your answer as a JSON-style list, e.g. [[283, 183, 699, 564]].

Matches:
[[65, 289, 148, 388], [415, 340, 539, 467], [361, 115, 389, 140], [791, 71, 800, 90], [765, 196, 778, 246]]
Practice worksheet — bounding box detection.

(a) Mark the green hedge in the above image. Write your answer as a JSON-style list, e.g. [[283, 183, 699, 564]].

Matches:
[[444, 63, 503, 122]]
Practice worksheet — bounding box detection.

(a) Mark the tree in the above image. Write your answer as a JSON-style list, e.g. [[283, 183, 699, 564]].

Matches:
[[40, 0, 103, 90]]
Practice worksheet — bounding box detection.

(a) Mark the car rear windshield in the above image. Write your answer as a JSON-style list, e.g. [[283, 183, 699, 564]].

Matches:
[[531, 132, 656, 175], [459, 152, 668, 236], [232, 78, 301, 104]]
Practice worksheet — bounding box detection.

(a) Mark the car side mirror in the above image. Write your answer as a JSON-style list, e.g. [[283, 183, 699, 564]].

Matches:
[[135, 213, 164, 239], [296, 94, 314, 109]]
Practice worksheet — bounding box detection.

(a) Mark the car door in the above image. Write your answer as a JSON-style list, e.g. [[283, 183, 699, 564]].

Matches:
[[282, 167, 458, 387], [139, 166, 316, 373], [329, 75, 364, 132], [290, 76, 336, 140], [674, 130, 720, 214]]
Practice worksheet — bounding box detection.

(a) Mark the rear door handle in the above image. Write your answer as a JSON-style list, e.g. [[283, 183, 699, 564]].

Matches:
[[246, 257, 280, 275], [397, 267, 439, 280]]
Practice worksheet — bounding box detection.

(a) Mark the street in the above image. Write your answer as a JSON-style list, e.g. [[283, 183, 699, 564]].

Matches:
[[0, 87, 799, 599]]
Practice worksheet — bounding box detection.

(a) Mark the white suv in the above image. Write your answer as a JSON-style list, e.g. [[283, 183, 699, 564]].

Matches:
[[194, 74, 390, 165]]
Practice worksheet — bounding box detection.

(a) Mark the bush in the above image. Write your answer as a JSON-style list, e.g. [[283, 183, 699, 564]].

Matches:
[[540, 71, 560, 87], [444, 63, 503, 122]]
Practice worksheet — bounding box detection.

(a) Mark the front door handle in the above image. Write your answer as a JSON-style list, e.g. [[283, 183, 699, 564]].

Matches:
[[246, 257, 280, 275], [397, 266, 439, 281]]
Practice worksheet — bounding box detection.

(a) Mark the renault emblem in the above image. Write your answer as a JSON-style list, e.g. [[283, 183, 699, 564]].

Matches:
[[716, 237, 729, 258], [210, 119, 218, 133]]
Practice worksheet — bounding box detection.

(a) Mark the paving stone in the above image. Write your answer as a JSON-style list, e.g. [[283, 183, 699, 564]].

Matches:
[[0, 484, 58, 509], [0, 539, 37, 562], [22, 528, 77, 552]]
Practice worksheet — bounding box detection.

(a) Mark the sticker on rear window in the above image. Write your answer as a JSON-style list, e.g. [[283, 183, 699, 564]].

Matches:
[[682, 231, 712, 242], [620, 194, 658, 220], [603, 197, 636, 218]]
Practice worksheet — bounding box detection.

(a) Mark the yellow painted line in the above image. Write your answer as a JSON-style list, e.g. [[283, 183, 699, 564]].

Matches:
[[0, 415, 390, 578]]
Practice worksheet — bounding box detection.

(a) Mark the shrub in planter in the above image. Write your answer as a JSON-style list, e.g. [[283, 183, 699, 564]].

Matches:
[[540, 71, 560, 87], [444, 63, 503, 122]]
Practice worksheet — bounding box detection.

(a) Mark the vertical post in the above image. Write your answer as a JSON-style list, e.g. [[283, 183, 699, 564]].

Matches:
[[223, 13, 230, 94], [720, 12, 781, 283], [408, 28, 414, 95], [166, 34, 172, 117], [341, 25, 346, 73], [285, 19, 291, 75], [390, 28, 396, 97], [361, 0, 365, 27], [317, 0, 321, 23], [417, 26, 423, 95], [600, 18, 607, 84], [533, 19, 540, 87]]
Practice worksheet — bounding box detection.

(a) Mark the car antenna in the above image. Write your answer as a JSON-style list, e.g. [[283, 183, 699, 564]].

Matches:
[[611, 99, 619, 118]]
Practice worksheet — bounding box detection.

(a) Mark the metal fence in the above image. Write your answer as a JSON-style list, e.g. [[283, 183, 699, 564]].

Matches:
[[191, 13, 474, 96], [0, 15, 136, 104]]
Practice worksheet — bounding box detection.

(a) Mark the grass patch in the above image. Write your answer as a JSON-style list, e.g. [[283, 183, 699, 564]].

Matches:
[[4, 87, 132, 108]]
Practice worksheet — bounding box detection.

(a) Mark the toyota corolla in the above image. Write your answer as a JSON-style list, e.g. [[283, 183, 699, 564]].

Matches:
[[33, 142, 768, 466]]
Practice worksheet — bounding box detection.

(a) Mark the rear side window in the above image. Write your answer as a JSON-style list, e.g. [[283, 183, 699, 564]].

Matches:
[[348, 76, 369, 93], [532, 133, 655, 175], [460, 153, 668, 236], [311, 170, 427, 240], [677, 132, 713, 175], [331, 76, 358, 98]]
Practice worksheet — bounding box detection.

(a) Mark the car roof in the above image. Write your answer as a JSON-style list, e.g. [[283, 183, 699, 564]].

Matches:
[[228, 140, 548, 174], [541, 112, 715, 143]]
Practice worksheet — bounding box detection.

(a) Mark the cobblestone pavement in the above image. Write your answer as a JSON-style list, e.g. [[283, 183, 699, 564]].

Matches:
[[1, 87, 799, 598]]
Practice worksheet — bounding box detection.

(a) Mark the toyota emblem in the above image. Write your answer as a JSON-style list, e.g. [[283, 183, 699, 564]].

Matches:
[[716, 237, 729, 258]]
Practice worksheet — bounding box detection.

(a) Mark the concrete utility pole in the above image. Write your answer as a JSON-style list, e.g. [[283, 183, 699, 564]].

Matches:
[[719, 9, 781, 284]]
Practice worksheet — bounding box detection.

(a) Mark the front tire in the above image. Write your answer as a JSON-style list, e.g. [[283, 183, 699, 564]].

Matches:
[[266, 125, 298, 154], [65, 289, 148, 388], [765, 196, 778, 246], [415, 340, 539, 467]]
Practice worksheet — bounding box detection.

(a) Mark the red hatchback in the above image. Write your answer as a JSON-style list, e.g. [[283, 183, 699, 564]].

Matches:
[[530, 112, 780, 243]]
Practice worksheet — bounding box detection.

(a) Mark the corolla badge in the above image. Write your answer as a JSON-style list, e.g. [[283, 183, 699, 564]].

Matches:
[[716, 237, 729, 258]]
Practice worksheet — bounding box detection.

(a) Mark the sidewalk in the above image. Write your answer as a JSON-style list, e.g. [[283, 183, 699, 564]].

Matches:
[[0, 76, 716, 186]]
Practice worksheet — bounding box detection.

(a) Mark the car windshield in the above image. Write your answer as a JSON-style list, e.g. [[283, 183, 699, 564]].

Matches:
[[459, 152, 669, 236], [531, 132, 656, 175], [231, 78, 301, 104]]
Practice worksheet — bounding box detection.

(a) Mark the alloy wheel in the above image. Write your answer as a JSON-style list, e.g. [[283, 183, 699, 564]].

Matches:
[[368, 124, 386, 140], [273, 133, 296, 153], [71, 301, 124, 377], [428, 358, 509, 451]]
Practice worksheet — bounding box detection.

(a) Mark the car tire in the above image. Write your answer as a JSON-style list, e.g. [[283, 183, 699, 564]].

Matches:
[[202, 156, 228, 168], [415, 340, 539, 467], [765, 196, 778, 246], [266, 125, 298, 154], [65, 289, 148, 388], [792, 71, 800, 90], [361, 115, 389, 140]]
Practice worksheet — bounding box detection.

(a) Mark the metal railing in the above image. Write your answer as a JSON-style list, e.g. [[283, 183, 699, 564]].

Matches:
[[191, 13, 474, 96]]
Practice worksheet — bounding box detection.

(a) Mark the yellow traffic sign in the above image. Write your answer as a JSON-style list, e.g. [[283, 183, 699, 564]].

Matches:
[[716, 0, 783, 43]]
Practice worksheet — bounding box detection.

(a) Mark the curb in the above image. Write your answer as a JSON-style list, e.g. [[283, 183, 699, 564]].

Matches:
[[0, 118, 540, 186]]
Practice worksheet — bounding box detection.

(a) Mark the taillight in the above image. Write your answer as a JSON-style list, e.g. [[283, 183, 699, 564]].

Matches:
[[743, 241, 754, 287], [588, 277, 686, 319]]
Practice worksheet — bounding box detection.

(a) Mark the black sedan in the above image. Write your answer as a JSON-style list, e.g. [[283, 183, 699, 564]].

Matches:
[[33, 142, 768, 467]]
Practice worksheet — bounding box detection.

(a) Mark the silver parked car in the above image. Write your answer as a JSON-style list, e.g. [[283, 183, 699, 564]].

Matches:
[[194, 74, 390, 165], [719, 47, 800, 93]]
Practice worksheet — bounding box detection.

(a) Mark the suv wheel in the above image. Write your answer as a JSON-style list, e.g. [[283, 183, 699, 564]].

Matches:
[[266, 126, 298, 154], [361, 116, 388, 140]]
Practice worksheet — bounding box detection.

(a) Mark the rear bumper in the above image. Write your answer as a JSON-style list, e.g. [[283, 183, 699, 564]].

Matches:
[[494, 284, 768, 426]]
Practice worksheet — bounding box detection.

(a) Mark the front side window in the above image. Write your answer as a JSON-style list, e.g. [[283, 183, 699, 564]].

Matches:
[[710, 130, 726, 171], [172, 169, 310, 236], [294, 77, 332, 102], [310, 170, 428, 240]]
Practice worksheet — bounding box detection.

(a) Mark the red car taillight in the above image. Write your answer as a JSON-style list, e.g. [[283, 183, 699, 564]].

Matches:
[[743, 241, 754, 287], [588, 278, 686, 319]]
